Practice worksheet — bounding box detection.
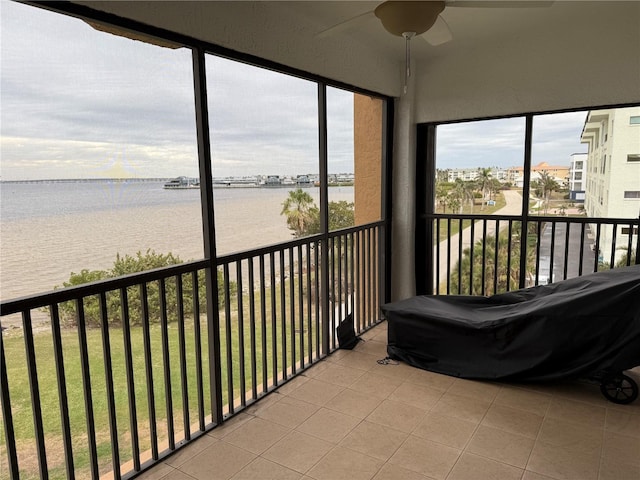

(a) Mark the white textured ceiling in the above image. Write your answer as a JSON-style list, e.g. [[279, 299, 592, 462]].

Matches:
[[74, 1, 640, 120]]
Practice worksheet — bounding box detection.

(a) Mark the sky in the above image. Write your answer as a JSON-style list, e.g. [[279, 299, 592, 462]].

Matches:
[[0, 1, 354, 181], [2, 1, 588, 181], [436, 111, 588, 171]]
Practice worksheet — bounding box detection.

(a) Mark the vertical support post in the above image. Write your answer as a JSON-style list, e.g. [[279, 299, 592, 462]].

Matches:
[[0, 319, 19, 479], [158, 279, 175, 449], [77, 300, 99, 476], [415, 124, 436, 295], [318, 83, 330, 355], [176, 276, 191, 440], [381, 99, 394, 306], [140, 284, 158, 459], [635, 216, 640, 265], [120, 288, 140, 470], [50, 303, 75, 479], [248, 259, 258, 400], [99, 292, 120, 479], [192, 270, 205, 431], [519, 115, 533, 289], [23, 310, 48, 479], [192, 47, 223, 425]]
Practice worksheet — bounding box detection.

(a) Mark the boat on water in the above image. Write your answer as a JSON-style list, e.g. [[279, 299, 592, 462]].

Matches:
[[163, 176, 200, 189]]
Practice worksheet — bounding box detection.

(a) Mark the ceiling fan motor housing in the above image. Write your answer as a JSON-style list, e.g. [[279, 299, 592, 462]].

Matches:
[[374, 1, 446, 36]]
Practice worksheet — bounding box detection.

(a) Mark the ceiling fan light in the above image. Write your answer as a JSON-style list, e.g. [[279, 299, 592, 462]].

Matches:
[[374, 1, 446, 36]]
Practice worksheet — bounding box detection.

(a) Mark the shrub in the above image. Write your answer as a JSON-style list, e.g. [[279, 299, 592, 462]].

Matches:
[[57, 250, 234, 327]]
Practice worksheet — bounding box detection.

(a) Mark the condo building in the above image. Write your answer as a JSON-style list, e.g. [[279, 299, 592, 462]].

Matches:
[[568, 153, 588, 202], [581, 106, 640, 264]]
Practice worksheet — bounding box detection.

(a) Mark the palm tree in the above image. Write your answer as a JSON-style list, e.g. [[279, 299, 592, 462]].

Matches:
[[448, 194, 461, 215], [281, 188, 315, 237], [532, 170, 559, 215], [602, 248, 639, 269], [450, 224, 536, 295], [450, 179, 475, 214], [616, 250, 637, 268], [475, 168, 493, 210], [461, 180, 476, 213], [436, 169, 449, 183], [488, 178, 502, 201], [436, 180, 450, 213]]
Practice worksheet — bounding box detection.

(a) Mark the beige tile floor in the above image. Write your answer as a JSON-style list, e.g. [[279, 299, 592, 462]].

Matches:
[[138, 321, 640, 480]]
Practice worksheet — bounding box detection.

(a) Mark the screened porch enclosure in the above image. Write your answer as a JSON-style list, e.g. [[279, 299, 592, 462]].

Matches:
[[416, 117, 640, 296], [1, 3, 390, 478], [2, 2, 640, 480], [1, 222, 385, 479]]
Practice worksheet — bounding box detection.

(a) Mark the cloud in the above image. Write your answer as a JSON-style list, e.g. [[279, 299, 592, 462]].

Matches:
[[436, 111, 588, 171], [0, 136, 198, 180], [531, 111, 588, 165], [1, 2, 355, 180], [207, 58, 354, 176], [436, 117, 526, 169]]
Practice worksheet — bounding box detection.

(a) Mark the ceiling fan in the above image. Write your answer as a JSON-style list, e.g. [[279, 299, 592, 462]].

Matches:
[[317, 1, 553, 93], [318, 1, 553, 46]]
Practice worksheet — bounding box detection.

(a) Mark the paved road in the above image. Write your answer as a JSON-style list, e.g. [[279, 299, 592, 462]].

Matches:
[[434, 190, 523, 289], [537, 221, 596, 284], [433, 190, 598, 291]]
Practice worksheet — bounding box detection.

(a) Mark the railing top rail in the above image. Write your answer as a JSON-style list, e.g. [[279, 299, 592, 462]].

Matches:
[[424, 213, 640, 225], [1, 221, 386, 316], [524, 215, 640, 225], [327, 221, 385, 238], [216, 220, 385, 264], [1, 259, 210, 316]]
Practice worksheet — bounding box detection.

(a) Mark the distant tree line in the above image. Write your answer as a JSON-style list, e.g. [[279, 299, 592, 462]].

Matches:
[[435, 168, 503, 214], [436, 169, 564, 216]]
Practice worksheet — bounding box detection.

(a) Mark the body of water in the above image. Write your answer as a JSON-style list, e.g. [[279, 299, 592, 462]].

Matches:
[[0, 181, 354, 301]]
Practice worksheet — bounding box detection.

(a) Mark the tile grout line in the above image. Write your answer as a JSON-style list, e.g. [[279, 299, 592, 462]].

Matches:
[[598, 408, 609, 480], [442, 382, 506, 480], [522, 387, 557, 480]]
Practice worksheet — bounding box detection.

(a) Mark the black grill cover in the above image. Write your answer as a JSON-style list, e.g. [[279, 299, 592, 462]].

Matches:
[[382, 265, 640, 382]]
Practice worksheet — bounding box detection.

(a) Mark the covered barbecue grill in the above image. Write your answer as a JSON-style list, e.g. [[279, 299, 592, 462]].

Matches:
[[382, 264, 640, 404]]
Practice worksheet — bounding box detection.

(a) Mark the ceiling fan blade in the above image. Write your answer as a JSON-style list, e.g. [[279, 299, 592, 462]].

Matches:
[[447, 1, 554, 7], [421, 15, 452, 46], [315, 10, 376, 38]]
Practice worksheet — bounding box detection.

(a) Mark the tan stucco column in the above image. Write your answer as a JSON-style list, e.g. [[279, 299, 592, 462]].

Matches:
[[353, 68, 416, 305], [354, 94, 383, 225]]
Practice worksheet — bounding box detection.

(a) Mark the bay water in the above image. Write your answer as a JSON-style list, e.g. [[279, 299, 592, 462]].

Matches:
[[0, 181, 353, 302]]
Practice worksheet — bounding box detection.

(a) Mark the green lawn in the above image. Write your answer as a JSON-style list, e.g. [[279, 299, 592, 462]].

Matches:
[[2, 275, 324, 479], [4, 320, 216, 478], [436, 192, 507, 243]]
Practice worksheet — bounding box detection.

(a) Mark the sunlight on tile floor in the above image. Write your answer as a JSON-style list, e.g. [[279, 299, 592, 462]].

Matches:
[[138, 321, 640, 480]]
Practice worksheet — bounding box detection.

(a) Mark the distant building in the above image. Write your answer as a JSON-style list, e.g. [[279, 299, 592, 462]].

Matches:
[[581, 106, 640, 264], [296, 175, 313, 187], [445, 168, 507, 183], [327, 173, 355, 185], [512, 170, 562, 189], [507, 162, 570, 187], [265, 175, 281, 186], [568, 153, 587, 202], [335, 173, 355, 184]]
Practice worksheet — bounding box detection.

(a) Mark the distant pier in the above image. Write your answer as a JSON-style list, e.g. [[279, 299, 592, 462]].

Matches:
[[0, 178, 168, 184]]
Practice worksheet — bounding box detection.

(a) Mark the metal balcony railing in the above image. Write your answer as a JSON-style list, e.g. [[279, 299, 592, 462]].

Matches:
[[0, 221, 385, 480], [422, 213, 640, 296]]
